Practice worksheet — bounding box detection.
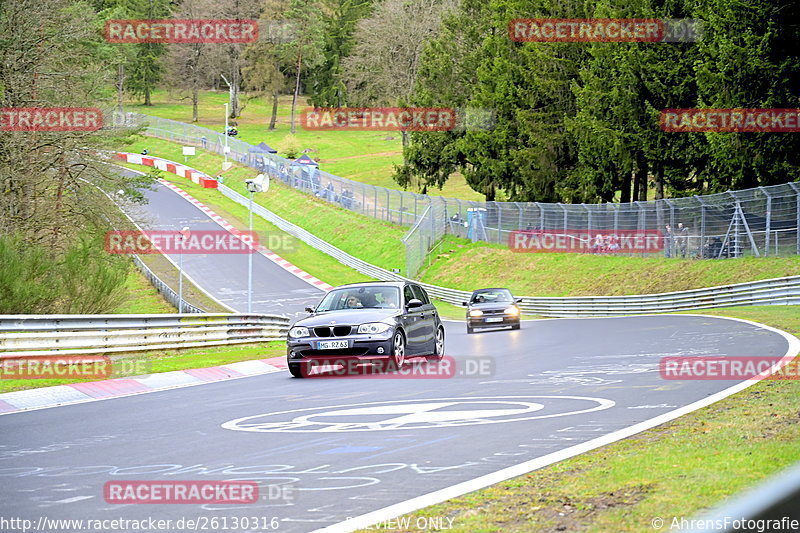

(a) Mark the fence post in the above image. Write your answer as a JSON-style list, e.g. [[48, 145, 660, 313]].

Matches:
[[496, 203, 502, 243], [539, 202, 545, 230], [791, 183, 800, 255], [759, 187, 772, 256], [695, 196, 706, 257]]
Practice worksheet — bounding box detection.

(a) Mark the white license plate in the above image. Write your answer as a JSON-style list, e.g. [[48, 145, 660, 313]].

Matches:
[[317, 340, 349, 349], [485, 317, 504, 323]]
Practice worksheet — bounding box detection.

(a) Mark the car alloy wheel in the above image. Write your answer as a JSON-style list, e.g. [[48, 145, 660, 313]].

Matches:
[[428, 326, 445, 361], [392, 331, 405, 369]]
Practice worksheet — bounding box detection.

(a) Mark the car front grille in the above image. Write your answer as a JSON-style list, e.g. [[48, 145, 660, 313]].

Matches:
[[313, 326, 353, 337], [298, 348, 372, 357]]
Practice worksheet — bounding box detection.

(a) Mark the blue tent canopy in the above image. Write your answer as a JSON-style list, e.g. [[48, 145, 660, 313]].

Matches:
[[250, 142, 278, 153], [293, 154, 319, 166]]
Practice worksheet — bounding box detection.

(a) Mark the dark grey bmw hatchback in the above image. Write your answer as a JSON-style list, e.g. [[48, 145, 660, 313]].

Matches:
[[286, 281, 445, 378]]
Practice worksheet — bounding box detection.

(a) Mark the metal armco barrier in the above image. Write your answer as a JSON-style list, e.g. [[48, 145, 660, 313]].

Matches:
[[0, 314, 290, 357], [685, 460, 800, 533], [217, 184, 800, 317]]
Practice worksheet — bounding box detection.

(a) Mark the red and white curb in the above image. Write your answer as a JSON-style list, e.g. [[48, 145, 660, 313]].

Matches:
[[117, 152, 333, 292], [0, 356, 288, 415], [114, 152, 217, 188]]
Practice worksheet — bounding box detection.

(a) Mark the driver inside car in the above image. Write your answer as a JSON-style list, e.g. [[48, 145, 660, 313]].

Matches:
[[345, 295, 363, 308]]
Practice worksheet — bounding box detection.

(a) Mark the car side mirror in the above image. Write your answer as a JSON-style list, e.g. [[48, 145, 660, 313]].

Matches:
[[461, 301, 468, 307], [304, 306, 315, 313], [515, 298, 523, 303], [406, 299, 424, 309]]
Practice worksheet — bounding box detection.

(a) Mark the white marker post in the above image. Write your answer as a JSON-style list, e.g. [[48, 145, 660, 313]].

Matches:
[[182, 146, 195, 164]]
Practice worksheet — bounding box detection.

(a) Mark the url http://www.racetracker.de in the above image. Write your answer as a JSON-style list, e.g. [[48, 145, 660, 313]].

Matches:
[[0, 515, 282, 532]]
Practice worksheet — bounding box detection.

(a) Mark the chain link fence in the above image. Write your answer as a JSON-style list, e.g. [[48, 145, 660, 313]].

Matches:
[[123, 112, 800, 278]]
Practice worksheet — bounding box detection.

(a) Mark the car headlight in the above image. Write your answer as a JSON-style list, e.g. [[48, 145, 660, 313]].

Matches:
[[357, 322, 392, 334], [289, 326, 310, 338], [504, 306, 520, 316], [469, 309, 483, 317]]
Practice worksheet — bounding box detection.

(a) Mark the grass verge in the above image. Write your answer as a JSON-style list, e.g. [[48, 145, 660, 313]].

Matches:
[[425, 236, 800, 296], [355, 305, 800, 532], [114, 268, 176, 314]]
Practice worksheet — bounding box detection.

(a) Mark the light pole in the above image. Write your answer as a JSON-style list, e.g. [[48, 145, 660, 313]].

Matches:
[[178, 226, 190, 313], [244, 174, 269, 313], [223, 102, 229, 166]]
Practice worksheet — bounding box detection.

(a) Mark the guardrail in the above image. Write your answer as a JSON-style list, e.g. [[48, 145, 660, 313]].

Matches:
[[132, 256, 206, 314], [0, 314, 290, 357], [216, 183, 800, 317], [685, 460, 800, 533]]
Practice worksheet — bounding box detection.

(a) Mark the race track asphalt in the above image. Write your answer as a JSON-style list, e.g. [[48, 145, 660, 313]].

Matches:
[[1, 169, 791, 532], [0, 316, 790, 532]]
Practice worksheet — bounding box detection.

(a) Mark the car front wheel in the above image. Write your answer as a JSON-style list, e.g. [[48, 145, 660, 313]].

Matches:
[[390, 330, 406, 369], [289, 363, 305, 378]]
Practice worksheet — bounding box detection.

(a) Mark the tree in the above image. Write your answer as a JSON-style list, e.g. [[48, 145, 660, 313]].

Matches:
[[276, 0, 326, 133], [117, 0, 172, 106], [0, 0, 153, 311], [306, 0, 373, 107], [394, 0, 491, 193], [164, 0, 219, 122], [342, 0, 456, 165], [243, 0, 291, 129], [692, 0, 800, 191]]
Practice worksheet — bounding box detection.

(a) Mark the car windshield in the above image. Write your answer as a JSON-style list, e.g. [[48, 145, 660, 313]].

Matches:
[[470, 289, 513, 304], [315, 286, 401, 312]]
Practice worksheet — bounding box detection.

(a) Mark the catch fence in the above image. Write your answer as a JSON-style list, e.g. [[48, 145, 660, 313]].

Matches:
[[122, 112, 800, 277]]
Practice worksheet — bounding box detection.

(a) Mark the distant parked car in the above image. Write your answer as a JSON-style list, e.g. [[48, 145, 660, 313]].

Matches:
[[286, 282, 445, 378], [463, 288, 522, 334]]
